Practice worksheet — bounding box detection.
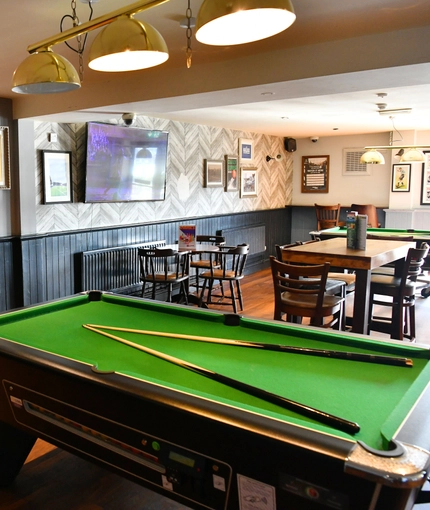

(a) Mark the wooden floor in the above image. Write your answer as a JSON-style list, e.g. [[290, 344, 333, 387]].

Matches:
[[2, 267, 430, 509]]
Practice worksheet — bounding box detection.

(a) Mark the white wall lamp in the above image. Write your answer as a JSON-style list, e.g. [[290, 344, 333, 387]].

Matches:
[[12, 0, 296, 94]]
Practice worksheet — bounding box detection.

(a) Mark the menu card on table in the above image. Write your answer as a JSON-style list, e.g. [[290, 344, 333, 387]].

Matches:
[[178, 224, 197, 249]]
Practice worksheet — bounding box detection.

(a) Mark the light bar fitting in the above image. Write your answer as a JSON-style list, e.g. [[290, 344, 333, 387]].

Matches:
[[12, 0, 297, 95]]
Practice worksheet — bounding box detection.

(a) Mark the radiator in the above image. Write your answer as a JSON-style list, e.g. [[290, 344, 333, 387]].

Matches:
[[77, 240, 166, 294]]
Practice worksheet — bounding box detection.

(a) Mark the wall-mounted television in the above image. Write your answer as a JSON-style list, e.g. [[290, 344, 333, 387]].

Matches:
[[84, 122, 168, 203]]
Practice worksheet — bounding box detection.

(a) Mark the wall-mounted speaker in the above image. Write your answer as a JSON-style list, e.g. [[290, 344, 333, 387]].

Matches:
[[284, 137, 297, 153]]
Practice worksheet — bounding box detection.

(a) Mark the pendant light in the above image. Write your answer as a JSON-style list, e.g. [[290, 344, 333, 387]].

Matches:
[[12, 49, 81, 94], [399, 148, 426, 163], [360, 149, 385, 165], [196, 0, 296, 46], [88, 15, 168, 72]]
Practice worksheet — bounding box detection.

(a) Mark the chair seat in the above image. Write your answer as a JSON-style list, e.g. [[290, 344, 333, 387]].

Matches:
[[201, 268, 239, 280], [281, 291, 343, 314], [327, 272, 356, 288], [371, 274, 416, 296], [190, 260, 219, 269]]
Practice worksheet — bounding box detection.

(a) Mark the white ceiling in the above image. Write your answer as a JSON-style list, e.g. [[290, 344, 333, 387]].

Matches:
[[6, 0, 430, 138]]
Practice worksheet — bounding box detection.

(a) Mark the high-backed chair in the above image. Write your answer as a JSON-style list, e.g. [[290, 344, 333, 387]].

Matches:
[[269, 256, 344, 330], [276, 241, 354, 329], [189, 235, 225, 292], [368, 243, 429, 341], [198, 244, 249, 313], [138, 247, 190, 303], [314, 204, 341, 230], [350, 204, 380, 228]]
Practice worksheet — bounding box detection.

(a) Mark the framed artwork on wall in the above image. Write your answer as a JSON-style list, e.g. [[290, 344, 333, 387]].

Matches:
[[225, 155, 238, 192], [0, 127, 10, 189], [42, 150, 73, 204], [420, 152, 430, 205], [240, 167, 258, 198], [203, 159, 224, 188], [239, 138, 254, 163], [391, 164, 411, 192], [301, 155, 329, 193]]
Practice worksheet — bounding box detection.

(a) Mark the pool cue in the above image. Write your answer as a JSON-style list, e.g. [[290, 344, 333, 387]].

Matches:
[[84, 324, 360, 435], [85, 324, 413, 368]]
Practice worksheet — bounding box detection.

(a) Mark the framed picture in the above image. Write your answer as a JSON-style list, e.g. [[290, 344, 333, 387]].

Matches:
[[225, 155, 238, 192], [392, 163, 411, 192], [0, 127, 10, 189], [42, 150, 73, 204], [239, 138, 254, 163], [420, 151, 430, 205], [203, 159, 224, 188], [301, 155, 329, 193], [240, 167, 258, 198]]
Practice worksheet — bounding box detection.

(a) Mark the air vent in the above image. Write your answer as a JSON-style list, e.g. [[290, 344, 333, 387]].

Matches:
[[343, 148, 370, 175]]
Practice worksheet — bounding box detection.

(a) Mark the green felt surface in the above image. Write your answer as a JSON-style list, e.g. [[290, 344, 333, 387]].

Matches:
[[321, 227, 430, 238], [0, 293, 429, 451]]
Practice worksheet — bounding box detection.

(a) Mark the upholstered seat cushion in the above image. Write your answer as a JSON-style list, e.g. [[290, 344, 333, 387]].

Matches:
[[281, 291, 343, 311], [370, 274, 416, 296]]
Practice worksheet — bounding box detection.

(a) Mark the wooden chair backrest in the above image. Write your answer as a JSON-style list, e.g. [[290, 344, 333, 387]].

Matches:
[[314, 203, 341, 230], [350, 204, 380, 228]]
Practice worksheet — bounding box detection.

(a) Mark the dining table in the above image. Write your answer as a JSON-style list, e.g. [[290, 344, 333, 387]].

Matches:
[[280, 237, 415, 335]]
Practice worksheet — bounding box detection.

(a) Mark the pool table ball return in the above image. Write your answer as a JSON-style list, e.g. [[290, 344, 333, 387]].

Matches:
[[1, 291, 430, 510]]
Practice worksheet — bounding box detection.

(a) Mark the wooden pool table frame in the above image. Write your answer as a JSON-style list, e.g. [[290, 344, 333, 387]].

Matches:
[[0, 291, 430, 510]]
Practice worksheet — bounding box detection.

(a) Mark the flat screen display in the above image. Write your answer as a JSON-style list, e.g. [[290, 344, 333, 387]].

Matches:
[[84, 122, 168, 203]]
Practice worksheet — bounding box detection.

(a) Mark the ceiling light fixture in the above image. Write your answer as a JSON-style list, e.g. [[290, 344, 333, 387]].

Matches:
[[195, 0, 296, 46], [12, 0, 169, 94], [360, 149, 385, 165]]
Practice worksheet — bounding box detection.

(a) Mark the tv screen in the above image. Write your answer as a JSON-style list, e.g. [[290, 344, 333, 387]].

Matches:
[[84, 122, 168, 203]]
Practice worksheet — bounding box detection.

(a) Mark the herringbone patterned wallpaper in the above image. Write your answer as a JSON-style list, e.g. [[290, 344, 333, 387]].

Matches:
[[35, 117, 292, 233]]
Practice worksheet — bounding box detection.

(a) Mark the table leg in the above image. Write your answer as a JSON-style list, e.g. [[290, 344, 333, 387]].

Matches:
[[351, 269, 371, 334]]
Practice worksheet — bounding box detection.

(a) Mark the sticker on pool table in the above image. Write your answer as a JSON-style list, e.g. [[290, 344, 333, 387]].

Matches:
[[279, 473, 349, 509], [237, 474, 276, 510]]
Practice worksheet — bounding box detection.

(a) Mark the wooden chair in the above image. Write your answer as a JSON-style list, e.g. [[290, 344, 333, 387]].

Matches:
[[269, 256, 344, 330], [276, 241, 353, 329], [314, 204, 341, 230], [198, 244, 249, 313], [189, 235, 225, 292], [368, 243, 429, 341], [350, 204, 380, 228], [138, 247, 190, 304]]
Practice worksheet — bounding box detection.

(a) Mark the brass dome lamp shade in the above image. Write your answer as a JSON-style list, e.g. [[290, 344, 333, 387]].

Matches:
[[12, 49, 81, 94], [88, 15, 168, 72], [196, 0, 296, 46], [360, 149, 385, 165], [399, 148, 425, 163]]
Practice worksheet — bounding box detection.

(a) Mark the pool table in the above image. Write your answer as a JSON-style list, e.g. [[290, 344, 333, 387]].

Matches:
[[312, 226, 430, 252], [1, 291, 430, 510]]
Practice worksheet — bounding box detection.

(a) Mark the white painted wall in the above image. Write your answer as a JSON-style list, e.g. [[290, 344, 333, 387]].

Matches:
[[292, 130, 430, 209], [292, 132, 391, 207]]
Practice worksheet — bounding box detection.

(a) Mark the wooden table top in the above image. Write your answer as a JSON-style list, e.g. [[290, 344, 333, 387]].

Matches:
[[281, 238, 415, 271]]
